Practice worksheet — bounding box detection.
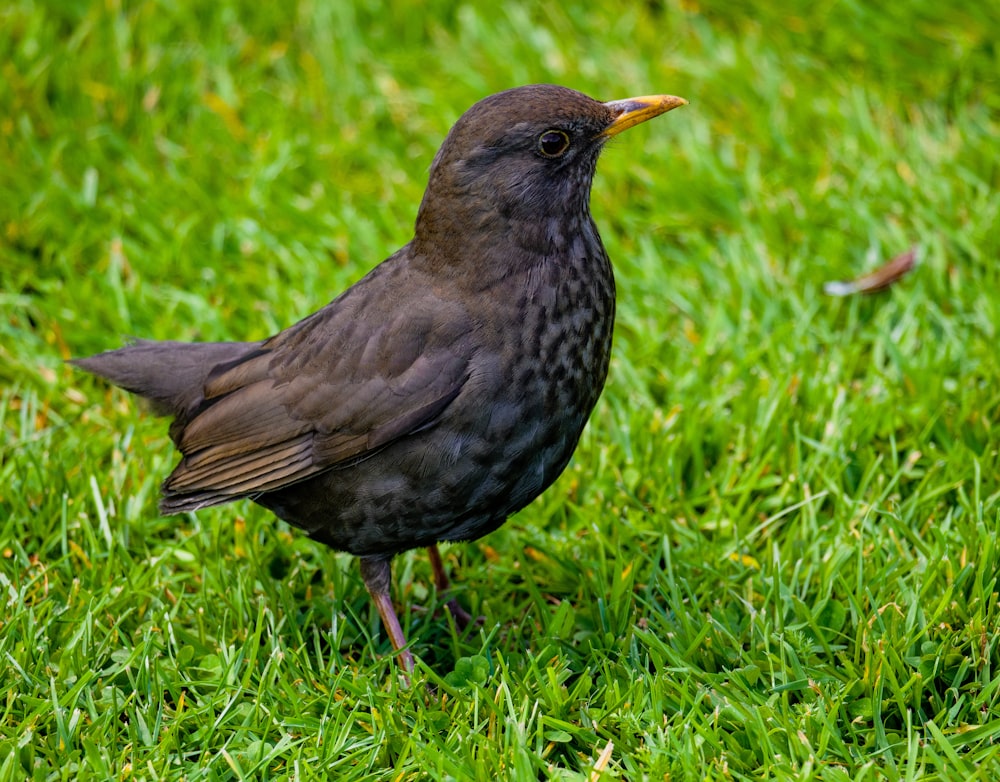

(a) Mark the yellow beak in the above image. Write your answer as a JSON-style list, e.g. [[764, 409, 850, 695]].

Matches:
[[600, 94, 688, 138]]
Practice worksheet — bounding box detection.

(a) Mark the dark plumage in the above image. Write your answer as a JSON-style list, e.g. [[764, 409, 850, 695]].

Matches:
[[73, 84, 686, 672]]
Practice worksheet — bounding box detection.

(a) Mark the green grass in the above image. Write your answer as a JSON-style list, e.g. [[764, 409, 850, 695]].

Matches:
[[2, 0, 999, 778]]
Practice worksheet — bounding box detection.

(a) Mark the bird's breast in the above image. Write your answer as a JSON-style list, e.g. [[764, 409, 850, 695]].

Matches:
[[452, 239, 616, 516]]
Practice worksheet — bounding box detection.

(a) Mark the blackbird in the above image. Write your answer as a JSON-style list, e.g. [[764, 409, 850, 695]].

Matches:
[[73, 84, 686, 672]]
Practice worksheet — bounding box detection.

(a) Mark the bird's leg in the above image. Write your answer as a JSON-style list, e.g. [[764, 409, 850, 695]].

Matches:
[[426, 543, 477, 631], [359, 557, 414, 675]]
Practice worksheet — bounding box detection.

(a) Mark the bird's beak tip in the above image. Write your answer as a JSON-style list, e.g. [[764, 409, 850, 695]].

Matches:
[[601, 94, 688, 138]]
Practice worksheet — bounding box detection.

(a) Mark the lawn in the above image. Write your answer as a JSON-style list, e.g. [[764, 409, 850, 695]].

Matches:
[[2, 0, 999, 779]]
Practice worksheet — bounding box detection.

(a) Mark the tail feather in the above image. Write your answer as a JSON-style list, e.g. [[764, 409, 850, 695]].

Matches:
[[71, 338, 263, 424]]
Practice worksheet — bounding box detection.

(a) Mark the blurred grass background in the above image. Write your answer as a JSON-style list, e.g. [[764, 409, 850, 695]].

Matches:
[[2, 0, 999, 778]]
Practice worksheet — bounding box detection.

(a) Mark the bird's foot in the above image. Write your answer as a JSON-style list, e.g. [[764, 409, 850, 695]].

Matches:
[[427, 543, 485, 633], [444, 597, 485, 632]]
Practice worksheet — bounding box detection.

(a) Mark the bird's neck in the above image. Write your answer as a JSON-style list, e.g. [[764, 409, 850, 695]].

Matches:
[[411, 188, 599, 276]]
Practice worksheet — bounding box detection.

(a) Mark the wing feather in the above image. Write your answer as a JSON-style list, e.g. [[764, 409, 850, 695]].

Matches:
[[160, 268, 474, 509]]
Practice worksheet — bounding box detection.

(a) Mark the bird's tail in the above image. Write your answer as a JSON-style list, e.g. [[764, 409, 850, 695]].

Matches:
[[71, 339, 261, 422]]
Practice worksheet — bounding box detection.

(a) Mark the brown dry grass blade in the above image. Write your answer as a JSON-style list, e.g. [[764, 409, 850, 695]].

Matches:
[[824, 246, 919, 296]]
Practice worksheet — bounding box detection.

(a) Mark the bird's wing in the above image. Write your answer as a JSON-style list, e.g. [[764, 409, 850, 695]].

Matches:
[[160, 282, 474, 510]]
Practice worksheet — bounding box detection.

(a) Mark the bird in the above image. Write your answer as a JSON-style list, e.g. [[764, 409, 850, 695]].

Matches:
[[73, 84, 687, 674]]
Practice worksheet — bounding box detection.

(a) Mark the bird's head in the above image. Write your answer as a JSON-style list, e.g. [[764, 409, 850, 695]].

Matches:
[[413, 84, 686, 258]]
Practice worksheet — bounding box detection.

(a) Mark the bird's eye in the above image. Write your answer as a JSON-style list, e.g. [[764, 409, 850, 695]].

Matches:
[[537, 130, 570, 158]]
